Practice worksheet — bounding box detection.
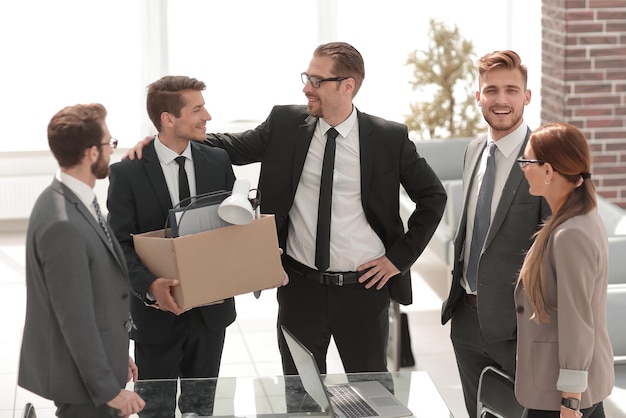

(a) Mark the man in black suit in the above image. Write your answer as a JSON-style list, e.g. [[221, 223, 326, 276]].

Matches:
[[107, 76, 236, 417], [19, 103, 145, 418], [128, 42, 446, 375], [441, 51, 551, 417]]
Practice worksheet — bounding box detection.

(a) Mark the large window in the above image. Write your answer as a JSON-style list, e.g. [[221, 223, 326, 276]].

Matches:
[[166, 0, 316, 129], [1, 1, 143, 151], [1, 0, 540, 152]]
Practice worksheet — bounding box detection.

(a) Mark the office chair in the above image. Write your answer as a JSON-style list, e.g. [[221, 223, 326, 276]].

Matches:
[[607, 284, 626, 389], [21, 402, 36, 418], [477, 366, 524, 418]]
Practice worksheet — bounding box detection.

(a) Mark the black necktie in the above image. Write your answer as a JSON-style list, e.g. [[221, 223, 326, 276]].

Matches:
[[315, 127, 339, 272], [466, 142, 497, 291], [175, 156, 191, 207], [92, 196, 112, 246]]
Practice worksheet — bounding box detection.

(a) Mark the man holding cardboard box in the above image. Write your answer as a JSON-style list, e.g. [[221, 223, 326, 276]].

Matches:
[[107, 76, 236, 417]]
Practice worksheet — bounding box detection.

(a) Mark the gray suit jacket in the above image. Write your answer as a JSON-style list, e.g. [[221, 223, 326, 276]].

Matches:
[[442, 129, 551, 343], [514, 211, 614, 410], [18, 178, 131, 406]]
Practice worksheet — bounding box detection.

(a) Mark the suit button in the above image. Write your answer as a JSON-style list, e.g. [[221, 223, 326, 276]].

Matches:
[[124, 320, 132, 332], [516, 305, 524, 314]]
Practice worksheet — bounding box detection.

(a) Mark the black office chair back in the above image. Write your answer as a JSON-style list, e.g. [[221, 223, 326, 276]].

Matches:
[[477, 366, 524, 418], [22, 402, 36, 418]]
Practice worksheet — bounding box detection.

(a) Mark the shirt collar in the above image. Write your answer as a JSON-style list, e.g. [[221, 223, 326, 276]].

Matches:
[[319, 106, 358, 138], [56, 169, 95, 207], [488, 122, 528, 159], [154, 135, 193, 163]]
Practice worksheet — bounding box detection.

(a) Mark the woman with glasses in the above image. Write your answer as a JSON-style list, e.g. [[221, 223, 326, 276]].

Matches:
[[514, 122, 614, 418]]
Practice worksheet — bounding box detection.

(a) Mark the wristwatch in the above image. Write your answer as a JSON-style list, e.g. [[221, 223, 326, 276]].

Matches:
[[561, 397, 580, 410]]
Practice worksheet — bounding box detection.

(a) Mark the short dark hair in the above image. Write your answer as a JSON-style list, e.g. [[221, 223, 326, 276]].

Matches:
[[146, 75, 206, 131], [314, 42, 365, 97], [477, 50, 528, 88], [47, 103, 107, 168]]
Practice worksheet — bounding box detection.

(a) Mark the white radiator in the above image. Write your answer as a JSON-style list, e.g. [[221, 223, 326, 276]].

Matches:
[[0, 150, 258, 221], [0, 176, 52, 220]]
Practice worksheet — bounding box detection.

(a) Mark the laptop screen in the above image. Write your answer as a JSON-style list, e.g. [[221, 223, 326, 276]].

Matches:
[[281, 325, 333, 413]]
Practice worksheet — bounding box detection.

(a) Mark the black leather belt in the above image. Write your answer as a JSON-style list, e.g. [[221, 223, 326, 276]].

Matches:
[[283, 255, 362, 286]]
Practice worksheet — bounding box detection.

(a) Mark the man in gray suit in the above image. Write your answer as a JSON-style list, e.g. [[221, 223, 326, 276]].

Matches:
[[18, 104, 145, 418], [441, 51, 551, 418]]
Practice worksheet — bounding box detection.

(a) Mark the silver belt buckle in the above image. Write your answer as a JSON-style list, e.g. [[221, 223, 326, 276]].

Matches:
[[336, 273, 344, 286]]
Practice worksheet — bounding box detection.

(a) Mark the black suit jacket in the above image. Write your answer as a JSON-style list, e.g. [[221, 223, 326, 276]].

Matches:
[[107, 141, 236, 344], [441, 129, 551, 343], [205, 105, 446, 305]]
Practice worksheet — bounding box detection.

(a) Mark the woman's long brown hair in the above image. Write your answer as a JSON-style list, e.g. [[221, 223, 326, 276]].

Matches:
[[518, 123, 596, 323]]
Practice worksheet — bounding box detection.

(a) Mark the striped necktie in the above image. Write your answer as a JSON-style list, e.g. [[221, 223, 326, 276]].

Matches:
[[92, 196, 113, 246]]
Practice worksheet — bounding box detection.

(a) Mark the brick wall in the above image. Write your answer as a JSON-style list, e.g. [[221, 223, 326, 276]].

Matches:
[[541, 0, 626, 207]]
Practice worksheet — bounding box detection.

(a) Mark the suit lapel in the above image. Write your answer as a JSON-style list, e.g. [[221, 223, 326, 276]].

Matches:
[[453, 138, 485, 261], [357, 111, 375, 207], [485, 128, 532, 247], [459, 139, 486, 233], [53, 179, 127, 270], [191, 142, 212, 194], [292, 115, 317, 193], [142, 142, 174, 213], [292, 110, 375, 205]]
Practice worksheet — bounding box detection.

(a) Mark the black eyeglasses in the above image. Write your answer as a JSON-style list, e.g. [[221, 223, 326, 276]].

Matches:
[[96, 138, 118, 149], [301, 72, 348, 88], [517, 157, 545, 168]]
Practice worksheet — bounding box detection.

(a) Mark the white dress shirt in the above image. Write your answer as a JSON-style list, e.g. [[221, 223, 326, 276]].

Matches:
[[154, 136, 197, 207], [57, 170, 99, 222], [286, 107, 385, 272], [462, 122, 527, 293]]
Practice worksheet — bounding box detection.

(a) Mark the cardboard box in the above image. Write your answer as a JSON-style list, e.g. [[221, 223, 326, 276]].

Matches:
[[132, 215, 284, 310]]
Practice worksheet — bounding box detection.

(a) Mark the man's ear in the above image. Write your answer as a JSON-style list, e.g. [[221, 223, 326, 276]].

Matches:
[[161, 112, 175, 128], [85, 145, 99, 164], [343, 77, 356, 95], [524, 89, 532, 106]]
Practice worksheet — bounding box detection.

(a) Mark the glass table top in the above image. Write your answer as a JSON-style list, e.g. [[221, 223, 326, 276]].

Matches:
[[128, 371, 450, 417], [14, 371, 451, 417]]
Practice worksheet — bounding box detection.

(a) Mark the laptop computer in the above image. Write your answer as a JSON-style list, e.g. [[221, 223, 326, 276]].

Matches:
[[280, 326, 413, 418]]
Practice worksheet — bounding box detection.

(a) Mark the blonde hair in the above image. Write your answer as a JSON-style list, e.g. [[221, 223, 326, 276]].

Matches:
[[477, 50, 528, 88]]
